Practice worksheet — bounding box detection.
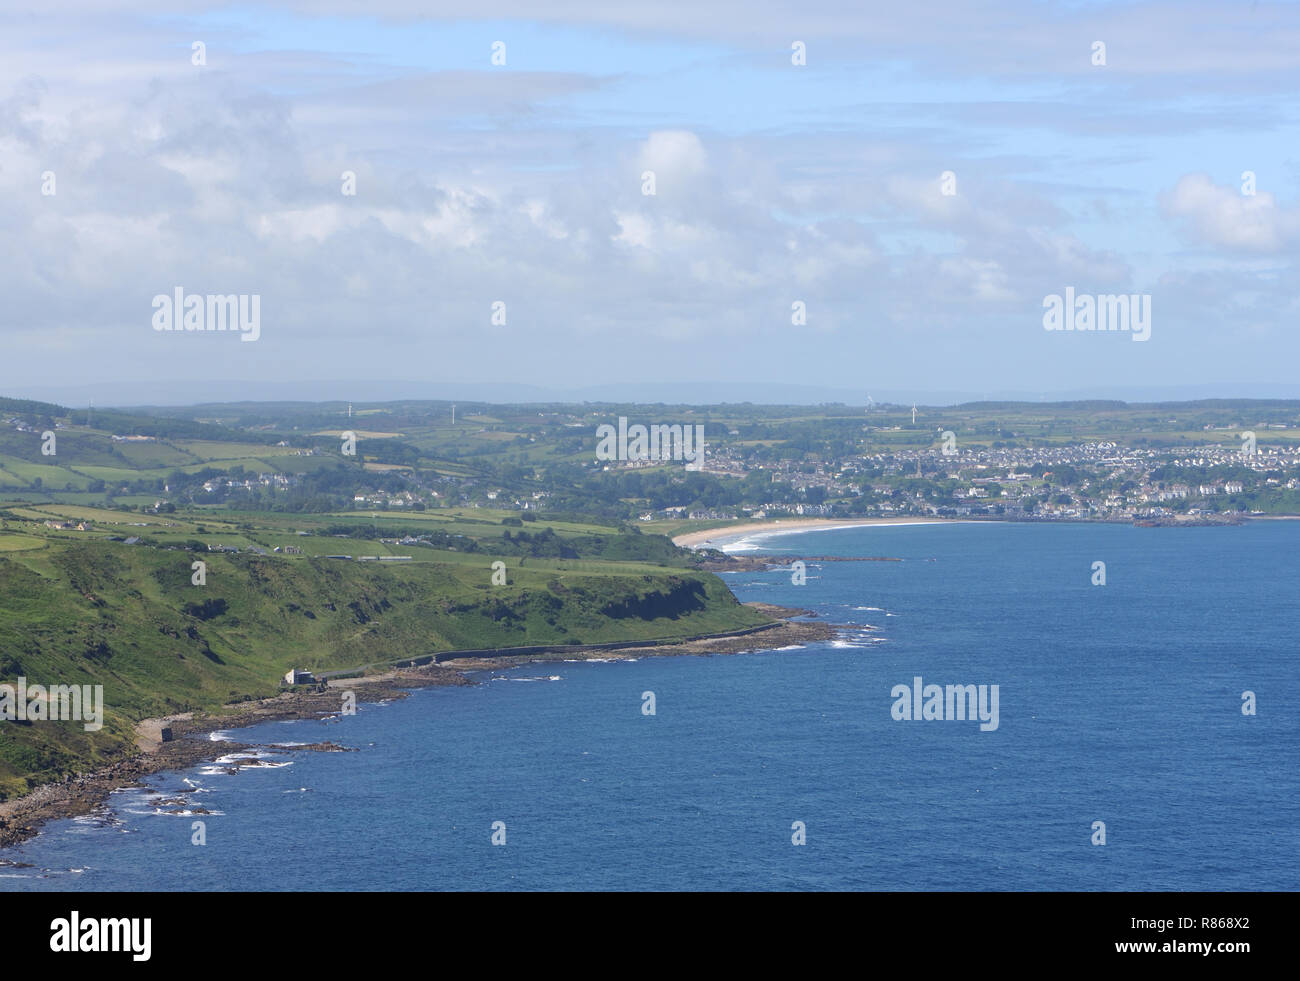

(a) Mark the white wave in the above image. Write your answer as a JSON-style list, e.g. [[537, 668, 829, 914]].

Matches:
[[719, 540, 766, 553], [722, 519, 954, 553], [214, 749, 285, 764]]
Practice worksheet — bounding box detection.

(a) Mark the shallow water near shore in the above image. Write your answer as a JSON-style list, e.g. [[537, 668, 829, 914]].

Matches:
[[3, 521, 1297, 890]]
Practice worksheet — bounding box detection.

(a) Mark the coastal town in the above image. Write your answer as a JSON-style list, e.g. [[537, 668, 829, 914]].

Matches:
[[6, 401, 1299, 527]]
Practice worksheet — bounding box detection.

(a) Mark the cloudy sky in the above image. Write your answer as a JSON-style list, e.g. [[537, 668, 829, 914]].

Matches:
[[2, 0, 1298, 405]]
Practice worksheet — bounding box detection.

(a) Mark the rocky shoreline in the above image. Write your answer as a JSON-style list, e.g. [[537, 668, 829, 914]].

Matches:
[[0, 606, 848, 851], [437, 605, 840, 670], [692, 553, 904, 572], [0, 663, 472, 850]]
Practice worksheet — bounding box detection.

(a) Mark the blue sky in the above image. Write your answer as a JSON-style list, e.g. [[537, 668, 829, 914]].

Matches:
[[2, 1, 1298, 404]]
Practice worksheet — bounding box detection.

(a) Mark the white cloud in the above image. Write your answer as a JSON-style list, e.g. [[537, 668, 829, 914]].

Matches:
[[637, 130, 708, 182], [1, 1, 1297, 396], [1163, 173, 1300, 252]]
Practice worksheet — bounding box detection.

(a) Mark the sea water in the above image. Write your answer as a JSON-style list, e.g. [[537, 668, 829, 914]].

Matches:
[[3, 521, 1296, 890]]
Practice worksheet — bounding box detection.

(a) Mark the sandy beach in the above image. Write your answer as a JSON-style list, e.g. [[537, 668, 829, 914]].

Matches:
[[671, 516, 949, 549]]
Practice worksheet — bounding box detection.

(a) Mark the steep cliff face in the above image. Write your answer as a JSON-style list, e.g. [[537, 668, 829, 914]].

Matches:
[[597, 577, 708, 619]]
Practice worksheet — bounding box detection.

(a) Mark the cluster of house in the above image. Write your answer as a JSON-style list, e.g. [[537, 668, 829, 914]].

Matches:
[[1140, 482, 1245, 502], [645, 503, 837, 522], [353, 490, 423, 507], [348, 486, 551, 510], [272, 442, 317, 455], [200, 474, 293, 494]]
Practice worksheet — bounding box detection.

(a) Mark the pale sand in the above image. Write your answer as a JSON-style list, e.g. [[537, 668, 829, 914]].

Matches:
[[671, 517, 951, 549]]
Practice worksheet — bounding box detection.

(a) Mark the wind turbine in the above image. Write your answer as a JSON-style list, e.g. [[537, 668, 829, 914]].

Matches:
[[911, 406, 917, 425]]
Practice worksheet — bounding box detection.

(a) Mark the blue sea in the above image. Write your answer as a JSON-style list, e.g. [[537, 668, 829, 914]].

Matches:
[[3, 521, 1297, 890]]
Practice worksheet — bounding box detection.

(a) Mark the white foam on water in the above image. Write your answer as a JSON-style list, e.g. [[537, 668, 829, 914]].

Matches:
[[214, 753, 288, 769], [721, 519, 954, 554]]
